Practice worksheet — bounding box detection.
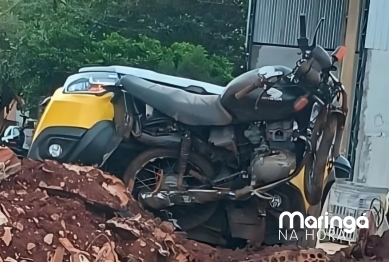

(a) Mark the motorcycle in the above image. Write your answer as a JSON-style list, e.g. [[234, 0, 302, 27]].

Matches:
[[28, 15, 350, 248]]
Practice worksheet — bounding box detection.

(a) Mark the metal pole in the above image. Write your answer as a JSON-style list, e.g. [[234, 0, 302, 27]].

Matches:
[[340, 0, 362, 155]]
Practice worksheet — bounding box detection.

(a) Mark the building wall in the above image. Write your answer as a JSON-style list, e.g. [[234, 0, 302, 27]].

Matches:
[[248, 0, 351, 72], [252, 0, 349, 50], [249, 44, 359, 85], [353, 0, 389, 187]]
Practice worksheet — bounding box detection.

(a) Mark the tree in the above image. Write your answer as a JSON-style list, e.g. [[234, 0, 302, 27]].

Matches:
[[0, 0, 246, 107]]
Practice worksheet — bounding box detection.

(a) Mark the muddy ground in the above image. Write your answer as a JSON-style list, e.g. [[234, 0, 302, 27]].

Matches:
[[0, 148, 387, 262]]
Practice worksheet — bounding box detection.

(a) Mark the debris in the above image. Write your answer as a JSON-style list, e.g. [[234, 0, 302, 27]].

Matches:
[[42, 166, 54, 173], [1, 227, 12, 246], [51, 214, 60, 221], [44, 234, 54, 245], [16, 189, 27, 195], [58, 238, 90, 257], [4, 257, 17, 262], [160, 221, 175, 234], [139, 239, 146, 247], [0, 210, 8, 226], [26, 243, 35, 251], [15, 207, 25, 215], [12, 222, 23, 231], [0, 204, 11, 219], [100, 178, 129, 208], [0, 150, 388, 262], [106, 218, 141, 239], [94, 242, 119, 262], [50, 247, 64, 262], [0, 147, 21, 181]]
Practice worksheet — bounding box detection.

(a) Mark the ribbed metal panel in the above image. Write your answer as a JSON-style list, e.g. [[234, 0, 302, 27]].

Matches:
[[357, 0, 368, 51], [365, 0, 389, 50], [253, 0, 349, 50]]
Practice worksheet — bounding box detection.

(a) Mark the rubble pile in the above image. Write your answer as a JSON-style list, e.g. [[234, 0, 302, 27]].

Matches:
[[0, 147, 387, 262]]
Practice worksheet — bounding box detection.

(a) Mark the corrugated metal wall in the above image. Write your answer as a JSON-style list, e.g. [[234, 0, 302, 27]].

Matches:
[[253, 0, 349, 50], [365, 0, 389, 50]]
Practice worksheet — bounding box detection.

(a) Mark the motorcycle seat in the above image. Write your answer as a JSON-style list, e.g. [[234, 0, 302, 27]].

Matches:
[[120, 75, 233, 126]]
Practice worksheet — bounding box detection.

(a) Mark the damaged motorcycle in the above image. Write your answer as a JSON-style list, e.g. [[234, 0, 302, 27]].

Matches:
[[28, 15, 350, 248]]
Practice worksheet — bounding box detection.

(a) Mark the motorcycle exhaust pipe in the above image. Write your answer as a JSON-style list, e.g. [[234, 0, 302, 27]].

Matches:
[[139, 189, 234, 210]]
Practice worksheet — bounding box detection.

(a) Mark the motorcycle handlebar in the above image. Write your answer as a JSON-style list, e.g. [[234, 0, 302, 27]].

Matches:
[[235, 82, 257, 100]]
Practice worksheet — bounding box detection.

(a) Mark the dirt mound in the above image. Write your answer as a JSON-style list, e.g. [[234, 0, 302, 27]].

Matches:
[[0, 147, 386, 261]]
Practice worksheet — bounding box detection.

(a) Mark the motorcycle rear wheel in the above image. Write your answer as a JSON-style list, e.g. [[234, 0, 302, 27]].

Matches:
[[123, 148, 214, 196], [304, 114, 337, 206]]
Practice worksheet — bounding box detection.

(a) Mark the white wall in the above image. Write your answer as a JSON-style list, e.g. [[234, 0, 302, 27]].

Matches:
[[352, 0, 389, 187], [353, 49, 389, 187]]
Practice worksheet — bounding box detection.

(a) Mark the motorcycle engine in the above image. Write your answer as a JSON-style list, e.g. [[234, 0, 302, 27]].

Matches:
[[244, 120, 296, 186]]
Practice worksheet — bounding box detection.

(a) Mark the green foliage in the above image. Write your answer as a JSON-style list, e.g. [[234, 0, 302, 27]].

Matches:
[[0, 0, 246, 106]]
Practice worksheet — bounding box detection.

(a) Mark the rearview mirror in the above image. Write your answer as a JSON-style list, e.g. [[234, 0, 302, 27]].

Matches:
[[309, 17, 325, 50]]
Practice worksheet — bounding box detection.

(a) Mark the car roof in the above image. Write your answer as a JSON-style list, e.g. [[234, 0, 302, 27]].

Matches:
[[78, 65, 225, 95]]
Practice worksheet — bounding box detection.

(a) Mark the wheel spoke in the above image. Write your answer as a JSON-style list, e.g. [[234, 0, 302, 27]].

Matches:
[[135, 177, 153, 191], [131, 157, 206, 197]]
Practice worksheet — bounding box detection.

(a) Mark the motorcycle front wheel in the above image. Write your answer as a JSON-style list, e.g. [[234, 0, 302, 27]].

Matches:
[[304, 114, 338, 206]]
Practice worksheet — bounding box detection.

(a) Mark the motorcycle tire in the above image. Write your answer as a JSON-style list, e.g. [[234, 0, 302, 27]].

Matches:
[[122, 148, 214, 193], [304, 114, 338, 206]]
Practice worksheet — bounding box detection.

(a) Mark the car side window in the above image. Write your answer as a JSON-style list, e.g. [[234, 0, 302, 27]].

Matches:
[[13, 128, 20, 137]]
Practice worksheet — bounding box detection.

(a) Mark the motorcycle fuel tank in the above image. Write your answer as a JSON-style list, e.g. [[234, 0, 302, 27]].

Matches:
[[221, 66, 307, 122]]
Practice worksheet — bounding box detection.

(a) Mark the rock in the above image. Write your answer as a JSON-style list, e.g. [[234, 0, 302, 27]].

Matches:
[[160, 221, 175, 234], [26, 243, 36, 251], [12, 222, 23, 231], [15, 207, 25, 215], [50, 214, 59, 221], [44, 234, 54, 245], [139, 239, 147, 247], [0, 210, 8, 226], [4, 257, 17, 262], [1, 227, 12, 246], [0, 147, 21, 181]]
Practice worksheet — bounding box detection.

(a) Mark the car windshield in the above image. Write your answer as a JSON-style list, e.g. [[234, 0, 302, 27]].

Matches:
[[64, 72, 119, 92]]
